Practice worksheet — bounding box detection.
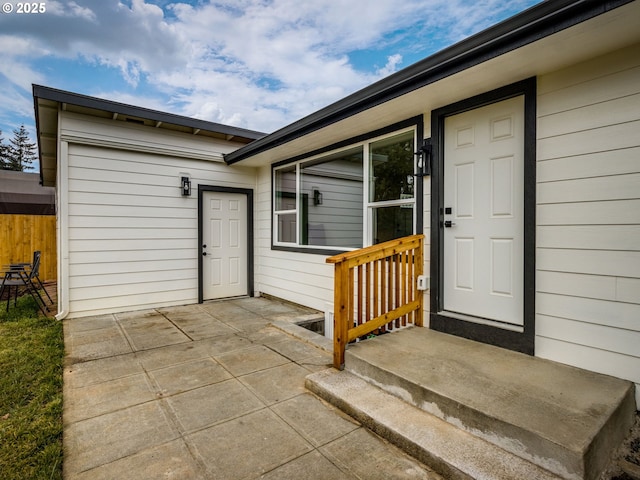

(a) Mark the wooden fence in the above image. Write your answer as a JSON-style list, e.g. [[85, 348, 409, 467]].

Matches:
[[326, 234, 424, 369], [0, 215, 56, 281]]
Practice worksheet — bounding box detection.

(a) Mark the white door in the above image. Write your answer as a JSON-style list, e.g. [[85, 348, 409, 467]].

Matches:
[[442, 96, 524, 326], [202, 191, 248, 300]]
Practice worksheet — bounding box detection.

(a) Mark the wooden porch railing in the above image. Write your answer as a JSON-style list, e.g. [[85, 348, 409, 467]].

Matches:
[[326, 234, 424, 369]]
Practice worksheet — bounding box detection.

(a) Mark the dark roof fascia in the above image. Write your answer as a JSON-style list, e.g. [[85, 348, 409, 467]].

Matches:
[[32, 86, 47, 186], [225, 0, 633, 165], [32, 84, 267, 141]]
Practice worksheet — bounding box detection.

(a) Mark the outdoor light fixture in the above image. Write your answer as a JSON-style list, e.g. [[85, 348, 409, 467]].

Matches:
[[313, 188, 323, 206], [414, 138, 432, 177], [181, 176, 191, 196]]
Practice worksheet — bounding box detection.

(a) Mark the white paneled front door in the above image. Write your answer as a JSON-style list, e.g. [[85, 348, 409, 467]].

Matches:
[[442, 96, 524, 327], [202, 191, 248, 300]]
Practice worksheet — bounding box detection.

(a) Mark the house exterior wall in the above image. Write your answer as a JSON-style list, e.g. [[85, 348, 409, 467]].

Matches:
[[251, 43, 639, 406], [59, 112, 256, 318], [535, 43, 640, 406]]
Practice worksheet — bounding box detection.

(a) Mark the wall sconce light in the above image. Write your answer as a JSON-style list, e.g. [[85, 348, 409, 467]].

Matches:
[[181, 176, 191, 196], [313, 188, 323, 206], [414, 138, 432, 177]]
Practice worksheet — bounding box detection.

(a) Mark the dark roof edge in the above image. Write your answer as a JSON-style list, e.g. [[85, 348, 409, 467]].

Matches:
[[32, 84, 267, 140], [32, 85, 46, 186], [225, 0, 632, 165]]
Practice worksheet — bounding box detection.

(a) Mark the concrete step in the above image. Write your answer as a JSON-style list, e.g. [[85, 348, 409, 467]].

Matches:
[[309, 327, 636, 480], [307, 368, 567, 480]]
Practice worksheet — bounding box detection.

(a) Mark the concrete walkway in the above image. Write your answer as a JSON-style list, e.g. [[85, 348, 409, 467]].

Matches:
[[63, 296, 442, 479]]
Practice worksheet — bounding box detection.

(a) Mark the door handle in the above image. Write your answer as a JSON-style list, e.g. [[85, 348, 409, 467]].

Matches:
[[202, 252, 207, 256], [444, 220, 456, 228]]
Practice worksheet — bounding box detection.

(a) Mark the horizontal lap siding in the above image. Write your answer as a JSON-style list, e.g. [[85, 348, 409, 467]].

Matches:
[[64, 119, 255, 317], [536, 43, 640, 405]]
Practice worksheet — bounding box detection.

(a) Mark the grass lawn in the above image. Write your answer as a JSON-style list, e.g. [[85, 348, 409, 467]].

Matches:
[[0, 296, 64, 480]]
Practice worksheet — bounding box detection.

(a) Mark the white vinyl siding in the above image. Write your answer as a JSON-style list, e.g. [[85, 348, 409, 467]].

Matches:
[[535, 43, 640, 406], [61, 114, 255, 317]]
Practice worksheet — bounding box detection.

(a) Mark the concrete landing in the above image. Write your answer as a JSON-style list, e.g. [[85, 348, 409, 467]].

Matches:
[[307, 327, 635, 480]]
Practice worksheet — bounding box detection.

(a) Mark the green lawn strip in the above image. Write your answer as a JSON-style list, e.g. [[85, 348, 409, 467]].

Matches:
[[0, 296, 64, 480]]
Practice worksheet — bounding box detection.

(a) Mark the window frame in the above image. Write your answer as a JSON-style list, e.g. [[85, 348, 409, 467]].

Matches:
[[271, 116, 424, 254]]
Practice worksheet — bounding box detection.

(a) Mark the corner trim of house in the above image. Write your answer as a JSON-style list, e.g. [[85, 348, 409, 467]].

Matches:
[[55, 138, 70, 320]]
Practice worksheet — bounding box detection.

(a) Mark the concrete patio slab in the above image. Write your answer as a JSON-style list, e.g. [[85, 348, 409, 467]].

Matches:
[[63, 297, 441, 479], [320, 428, 438, 480], [64, 325, 132, 362], [258, 450, 358, 480], [193, 331, 255, 356], [243, 324, 295, 345], [63, 314, 118, 333], [149, 357, 232, 396], [268, 336, 332, 363], [198, 300, 258, 321], [64, 401, 180, 475], [116, 313, 191, 350], [214, 344, 289, 376], [270, 392, 360, 448], [64, 351, 141, 389], [187, 408, 313, 480], [239, 362, 309, 405], [164, 378, 264, 432], [134, 340, 218, 371], [166, 316, 237, 340], [72, 439, 202, 480], [64, 372, 157, 424]]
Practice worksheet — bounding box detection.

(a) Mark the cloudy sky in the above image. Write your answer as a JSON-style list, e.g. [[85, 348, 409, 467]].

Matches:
[[0, 0, 540, 168]]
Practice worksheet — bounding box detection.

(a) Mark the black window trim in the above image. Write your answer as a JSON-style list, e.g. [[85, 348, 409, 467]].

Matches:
[[271, 115, 424, 255]]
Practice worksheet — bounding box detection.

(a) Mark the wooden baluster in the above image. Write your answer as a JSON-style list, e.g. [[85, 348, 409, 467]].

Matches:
[[381, 257, 388, 330], [356, 264, 363, 326], [373, 259, 380, 332], [365, 262, 372, 333], [401, 251, 407, 326], [394, 253, 401, 329]]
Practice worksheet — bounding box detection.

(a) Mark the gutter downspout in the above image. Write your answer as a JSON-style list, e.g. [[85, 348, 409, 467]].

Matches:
[[55, 136, 69, 320]]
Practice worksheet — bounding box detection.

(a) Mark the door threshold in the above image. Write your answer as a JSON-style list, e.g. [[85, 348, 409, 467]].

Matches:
[[439, 310, 524, 333], [202, 295, 250, 304]]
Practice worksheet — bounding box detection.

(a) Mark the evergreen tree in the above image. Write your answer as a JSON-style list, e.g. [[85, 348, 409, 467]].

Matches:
[[0, 129, 7, 169], [6, 125, 37, 171]]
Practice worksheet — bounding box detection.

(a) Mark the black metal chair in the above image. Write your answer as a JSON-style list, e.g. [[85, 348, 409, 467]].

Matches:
[[25, 251, 53, 305], [0, 251, 50, 315]]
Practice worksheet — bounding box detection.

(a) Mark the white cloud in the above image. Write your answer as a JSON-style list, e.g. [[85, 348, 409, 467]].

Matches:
[[47, 0, 98, 21], [377, 54, 404, 77], [0, 0, 541, 134]]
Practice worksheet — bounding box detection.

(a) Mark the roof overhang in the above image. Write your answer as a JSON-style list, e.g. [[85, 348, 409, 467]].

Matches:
[[225, 0, 640, 167], [33, 85, 266, 187]]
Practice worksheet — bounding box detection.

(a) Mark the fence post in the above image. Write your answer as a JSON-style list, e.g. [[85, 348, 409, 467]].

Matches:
[[415, 237, 424, 327], [333, 261, 349, 369]]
